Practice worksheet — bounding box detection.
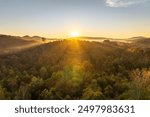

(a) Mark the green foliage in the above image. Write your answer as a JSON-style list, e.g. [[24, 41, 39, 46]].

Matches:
[[82, 87, 104, 100], [0, 85, 5, 99], [39, 66, 48, 79], [128, 69, 150, 99], [39, 89, 52, 100], [0, 40, 150, 99]]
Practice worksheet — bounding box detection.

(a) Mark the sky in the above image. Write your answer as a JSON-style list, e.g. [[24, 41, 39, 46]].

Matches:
[[0, 0, 150, 38]]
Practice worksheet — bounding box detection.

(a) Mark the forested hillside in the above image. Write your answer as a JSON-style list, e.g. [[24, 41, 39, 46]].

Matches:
[[0, 40, 150, 99], [0, 35, 35, 48], [0, 34, 49, 55]]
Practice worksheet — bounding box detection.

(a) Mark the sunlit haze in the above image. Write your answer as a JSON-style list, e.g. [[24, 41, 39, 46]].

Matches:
[[71, 31, 79, 37], [0, 0, 150, 38]]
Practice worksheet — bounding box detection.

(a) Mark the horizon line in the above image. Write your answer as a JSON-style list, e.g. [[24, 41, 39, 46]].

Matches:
[[0, 33, 149, 40]]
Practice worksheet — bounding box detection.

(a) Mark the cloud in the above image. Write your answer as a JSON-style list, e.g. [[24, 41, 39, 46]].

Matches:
[[105, 0, 149, 7]]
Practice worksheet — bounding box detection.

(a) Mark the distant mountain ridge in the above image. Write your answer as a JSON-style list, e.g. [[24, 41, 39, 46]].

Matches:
[[0, 34, 45, 55], [78, 36, 110, 40], [1, 34, 150, 45], [23, 35, 46, 40], [0, 34, 34, 48], [1, 34, 150, 55]]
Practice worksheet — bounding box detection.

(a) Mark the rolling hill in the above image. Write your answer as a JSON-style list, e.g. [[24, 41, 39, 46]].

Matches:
[[0, 34, 50, 55]]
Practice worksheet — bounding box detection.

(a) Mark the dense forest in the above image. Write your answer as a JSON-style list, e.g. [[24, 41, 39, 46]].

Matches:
[[0, 39, 150, 100]]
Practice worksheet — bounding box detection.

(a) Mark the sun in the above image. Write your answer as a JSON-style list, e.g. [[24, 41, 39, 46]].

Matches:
[[71, 31, 79, 37]]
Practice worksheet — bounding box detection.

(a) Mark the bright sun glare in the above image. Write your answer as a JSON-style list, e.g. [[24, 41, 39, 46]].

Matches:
[[71, 31, 79, 37]]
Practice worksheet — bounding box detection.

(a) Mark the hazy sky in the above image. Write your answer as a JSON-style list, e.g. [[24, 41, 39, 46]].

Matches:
[[0, 0, 150, 38]]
